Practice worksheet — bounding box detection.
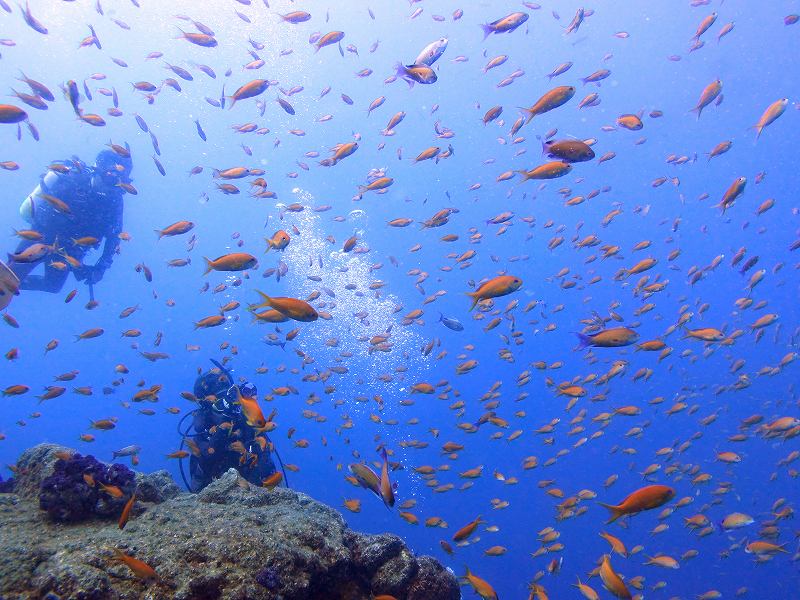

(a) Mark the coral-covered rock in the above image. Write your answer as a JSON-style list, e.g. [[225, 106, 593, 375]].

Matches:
[[0, 474, 14, 493], [0, 445, 459, 600], [38, 451, 136, 522]]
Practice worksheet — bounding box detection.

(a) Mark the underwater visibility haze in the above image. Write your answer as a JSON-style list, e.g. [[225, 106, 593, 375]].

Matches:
[[0, 0, 799, 598]]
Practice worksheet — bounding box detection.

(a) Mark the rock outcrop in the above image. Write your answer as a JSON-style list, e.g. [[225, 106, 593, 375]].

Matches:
[[0, 444, 460, 600]]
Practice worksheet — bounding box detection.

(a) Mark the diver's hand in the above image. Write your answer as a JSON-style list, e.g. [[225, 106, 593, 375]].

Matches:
[[86, 266, 105, 284], [74, 265, 105, 284], [73, 266, 90, 283]]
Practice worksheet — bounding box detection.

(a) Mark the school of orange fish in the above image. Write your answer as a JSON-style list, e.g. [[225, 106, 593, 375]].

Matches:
[[1, 1, 799, 598]]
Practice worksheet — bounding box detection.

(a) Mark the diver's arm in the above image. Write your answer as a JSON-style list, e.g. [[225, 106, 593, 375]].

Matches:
[[92, 196, 123, 271], [95, 235, 118, 270]]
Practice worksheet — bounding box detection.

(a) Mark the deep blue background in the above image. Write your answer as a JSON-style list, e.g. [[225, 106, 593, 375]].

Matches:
[[1, 1, 799, 598]]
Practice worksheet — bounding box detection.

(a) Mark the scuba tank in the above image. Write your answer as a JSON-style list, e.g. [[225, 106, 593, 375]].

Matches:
[[20, 159, 91, 225], [19, 170, 59, 224]]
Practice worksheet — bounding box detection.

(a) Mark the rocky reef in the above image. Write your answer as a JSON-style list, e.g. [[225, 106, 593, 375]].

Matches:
[[0, 443, 460, 600]]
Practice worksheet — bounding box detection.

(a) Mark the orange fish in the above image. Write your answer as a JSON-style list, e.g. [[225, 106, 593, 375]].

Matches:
[[109, 548, 158, 581], [379, 448, 395, 508], [262, 471, 283, 489], [265, 230, 291, 252], [155, 220, 194, 239], [166, 450, 190, 459], [203, 253, 258, 274], [227, 79, 269, 107], [717, 176, 746, 213], [516, 161, 572, 181], [118, 493, 136, 530], [599, 554, 631, 599], [520, 85, 574, 122], [576, 327, 639, 349], [599, 484, 675, 523], [463, 567, 498, 599], [252, 291, 318, 322], [99, 482, 125, 499], [753, 98, 788, 140], [234, 385, 268, 430], [453, 514, 484, 542], [467, 275, 522, 311]]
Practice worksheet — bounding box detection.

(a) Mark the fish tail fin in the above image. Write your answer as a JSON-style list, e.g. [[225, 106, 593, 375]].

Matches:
[[253, 290, 272, 310], [575, 332, 592, 350], [518, 106, 534, 124], [479, 23, 493, 41], [598, 502, 624, 523], [466, 292, 479, 312], [263, 239, 272, 254], [154, 229, 163, 239], [202, 257, 212, 275], [515, 169, 531, 182]]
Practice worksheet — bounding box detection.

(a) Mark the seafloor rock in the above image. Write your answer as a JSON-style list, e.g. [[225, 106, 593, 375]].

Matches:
[[0, 444, 460, 600], [135, 469, 182, 504]]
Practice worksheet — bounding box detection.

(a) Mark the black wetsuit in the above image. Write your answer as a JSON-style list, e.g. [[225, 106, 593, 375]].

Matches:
[[10, 160, 123, 293], [188, 404, 277, 492]]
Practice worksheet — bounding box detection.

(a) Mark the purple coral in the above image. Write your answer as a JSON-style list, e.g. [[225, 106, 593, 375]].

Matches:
[[255, 565, 281, 590], [0, 474, 14, 493], [39, 453, 135, 522]]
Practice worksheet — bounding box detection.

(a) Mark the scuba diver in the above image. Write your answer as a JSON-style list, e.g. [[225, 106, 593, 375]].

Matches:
[[179, 359, 282, 492], [0, 148, 133, 297]]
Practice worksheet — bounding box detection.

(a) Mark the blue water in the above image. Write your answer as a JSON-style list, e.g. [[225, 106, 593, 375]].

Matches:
[[2, 1, 799, 598]]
